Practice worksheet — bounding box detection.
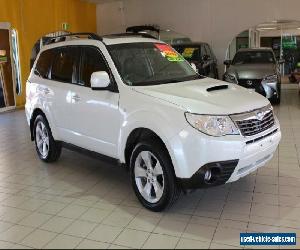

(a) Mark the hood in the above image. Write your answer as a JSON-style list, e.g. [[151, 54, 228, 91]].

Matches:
[[133, 78, 269, 115], [227, 63, 276, 79]]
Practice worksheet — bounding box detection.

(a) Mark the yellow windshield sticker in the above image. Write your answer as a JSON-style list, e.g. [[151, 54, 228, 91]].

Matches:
[[182, 48, 197, 59]]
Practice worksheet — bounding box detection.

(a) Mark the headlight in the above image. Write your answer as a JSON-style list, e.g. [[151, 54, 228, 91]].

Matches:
[[185, 113, 240, 137], [262, 74, 277, 83], [224, 73, 237, 84]]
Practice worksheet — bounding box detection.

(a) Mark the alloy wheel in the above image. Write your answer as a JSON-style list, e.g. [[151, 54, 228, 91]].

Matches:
[[35, 120, 50, 158], [134, 151, 165, 203]]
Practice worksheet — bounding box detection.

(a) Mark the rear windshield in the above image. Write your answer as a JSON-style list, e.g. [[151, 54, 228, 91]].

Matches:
[[232, 51, 275, 65]]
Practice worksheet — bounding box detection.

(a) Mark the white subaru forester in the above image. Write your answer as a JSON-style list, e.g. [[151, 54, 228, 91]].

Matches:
[[26, 33, 281, 211]]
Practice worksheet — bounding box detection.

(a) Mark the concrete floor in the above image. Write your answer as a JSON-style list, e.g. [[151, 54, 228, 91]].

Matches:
[[0, 86, 300, 249]]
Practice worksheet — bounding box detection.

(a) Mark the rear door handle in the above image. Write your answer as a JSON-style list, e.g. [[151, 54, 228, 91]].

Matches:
[[44, 88, 50, 95]]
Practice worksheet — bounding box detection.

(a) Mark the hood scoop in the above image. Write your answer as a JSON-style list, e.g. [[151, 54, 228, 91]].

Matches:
[[206, 85, 229, 92]]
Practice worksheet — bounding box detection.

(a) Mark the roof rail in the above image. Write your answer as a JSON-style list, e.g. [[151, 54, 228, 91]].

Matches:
[[103, 33, 157, 39], [45, 32, 102, 45]]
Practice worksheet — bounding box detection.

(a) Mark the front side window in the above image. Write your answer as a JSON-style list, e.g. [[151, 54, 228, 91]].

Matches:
[[232, 51, 275, 65], [79, 47, 109, 87], [50, 47, 79, 83], [35, 49, 55, 79], [108, 42, 200, 86]]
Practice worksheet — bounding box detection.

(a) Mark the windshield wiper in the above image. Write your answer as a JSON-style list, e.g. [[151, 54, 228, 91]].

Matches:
[[132, 74, 203, 86]]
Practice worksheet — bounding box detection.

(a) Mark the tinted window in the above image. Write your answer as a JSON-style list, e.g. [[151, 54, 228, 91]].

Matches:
[[80, 47, 109, 87], [35, 50, 55, 78], [51, 47, 79, 83]]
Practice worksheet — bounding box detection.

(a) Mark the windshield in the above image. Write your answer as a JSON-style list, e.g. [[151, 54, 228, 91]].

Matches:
[[108, 43, 200, 86], [173, 46, 201, 62], [232, 51, 275, 65]]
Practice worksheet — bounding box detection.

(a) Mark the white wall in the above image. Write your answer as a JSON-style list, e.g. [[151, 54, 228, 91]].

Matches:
[[96, 0, 300, 74]]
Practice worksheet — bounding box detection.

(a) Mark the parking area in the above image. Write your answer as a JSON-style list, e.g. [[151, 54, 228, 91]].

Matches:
[[0, 85, 298, 249]]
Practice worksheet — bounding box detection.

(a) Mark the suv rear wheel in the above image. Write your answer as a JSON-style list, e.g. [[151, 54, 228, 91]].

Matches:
[[34, 115, 62, 162], [130, 140, 180, 211]]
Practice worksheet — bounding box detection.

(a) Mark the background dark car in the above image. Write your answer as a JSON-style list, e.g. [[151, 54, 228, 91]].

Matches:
[[172, 42, 219, 79]]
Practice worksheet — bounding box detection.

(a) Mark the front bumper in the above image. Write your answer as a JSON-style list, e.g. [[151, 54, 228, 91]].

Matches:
[[169, 122, 281, 188], [179, 159, 239, 189], [235, 78, 279, 99]]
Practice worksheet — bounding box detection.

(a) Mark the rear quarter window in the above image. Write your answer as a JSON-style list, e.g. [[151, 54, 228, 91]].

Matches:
[[34, 50, 55, 79], [50, 47, 79, 83]]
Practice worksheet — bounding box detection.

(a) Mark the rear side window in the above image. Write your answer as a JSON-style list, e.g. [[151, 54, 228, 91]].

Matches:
[[79, 47, 109, 87], [50, 47, 79, 83], [34, 50, 55, 79]]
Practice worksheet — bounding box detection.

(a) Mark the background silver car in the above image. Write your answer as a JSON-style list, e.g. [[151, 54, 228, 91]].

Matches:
[[223, 48, 282, 104]]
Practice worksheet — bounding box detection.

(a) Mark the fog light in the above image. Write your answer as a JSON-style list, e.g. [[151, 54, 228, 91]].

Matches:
[[204, 169, 212, 182]]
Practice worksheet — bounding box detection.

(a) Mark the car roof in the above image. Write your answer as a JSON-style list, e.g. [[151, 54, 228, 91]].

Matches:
[[41, 36, 164, 51], [237, 47, 273, 52]]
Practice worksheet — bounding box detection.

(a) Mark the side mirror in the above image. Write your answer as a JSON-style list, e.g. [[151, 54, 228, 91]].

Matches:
[[278, 59, 285, 64], [224, 60, 231, 66], [190, 62, 198, 73], [91, 71, 110, 90], [202, 54, 210, 61]]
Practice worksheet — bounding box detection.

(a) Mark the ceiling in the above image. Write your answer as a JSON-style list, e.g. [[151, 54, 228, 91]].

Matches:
[[255, 20, 300, 31]]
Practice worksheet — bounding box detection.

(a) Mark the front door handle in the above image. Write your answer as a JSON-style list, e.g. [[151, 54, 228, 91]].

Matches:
[[72, 94, 81, 102], [37, 86, 50, 95]]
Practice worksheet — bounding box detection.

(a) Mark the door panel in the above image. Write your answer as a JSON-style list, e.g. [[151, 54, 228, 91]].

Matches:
[[67, 85, 120, 157], [66, 46, 120, 157], [48, 46, 81, 142]]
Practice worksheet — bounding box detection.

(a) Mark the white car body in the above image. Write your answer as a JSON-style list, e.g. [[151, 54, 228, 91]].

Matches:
[[25, 36, 281, 189]]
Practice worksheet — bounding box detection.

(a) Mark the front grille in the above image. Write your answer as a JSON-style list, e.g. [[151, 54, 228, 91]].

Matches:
[[231, 105, 275, 137], [245, 129, 278, 144], [238, 79, 262, 88], [238, 79, 266, 97]]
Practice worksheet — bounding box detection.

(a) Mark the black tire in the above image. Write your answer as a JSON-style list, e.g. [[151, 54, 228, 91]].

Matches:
[[33, 115, 62, 162], [271, 84, 281, 105], [272, 96, 281, 105], [130, 140, 181, 212]]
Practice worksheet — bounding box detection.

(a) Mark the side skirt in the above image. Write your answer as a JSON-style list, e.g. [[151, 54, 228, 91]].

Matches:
[[61, 142, 122, 167]]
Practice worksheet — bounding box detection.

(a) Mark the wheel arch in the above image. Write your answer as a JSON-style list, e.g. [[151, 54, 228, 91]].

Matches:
[[124, 127, 174, 171], [30, 108, 46, 141]]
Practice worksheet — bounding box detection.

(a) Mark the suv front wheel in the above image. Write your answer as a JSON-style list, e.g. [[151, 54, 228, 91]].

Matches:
[[34, 115, 62, 162], [130, 140, 180, 211]]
